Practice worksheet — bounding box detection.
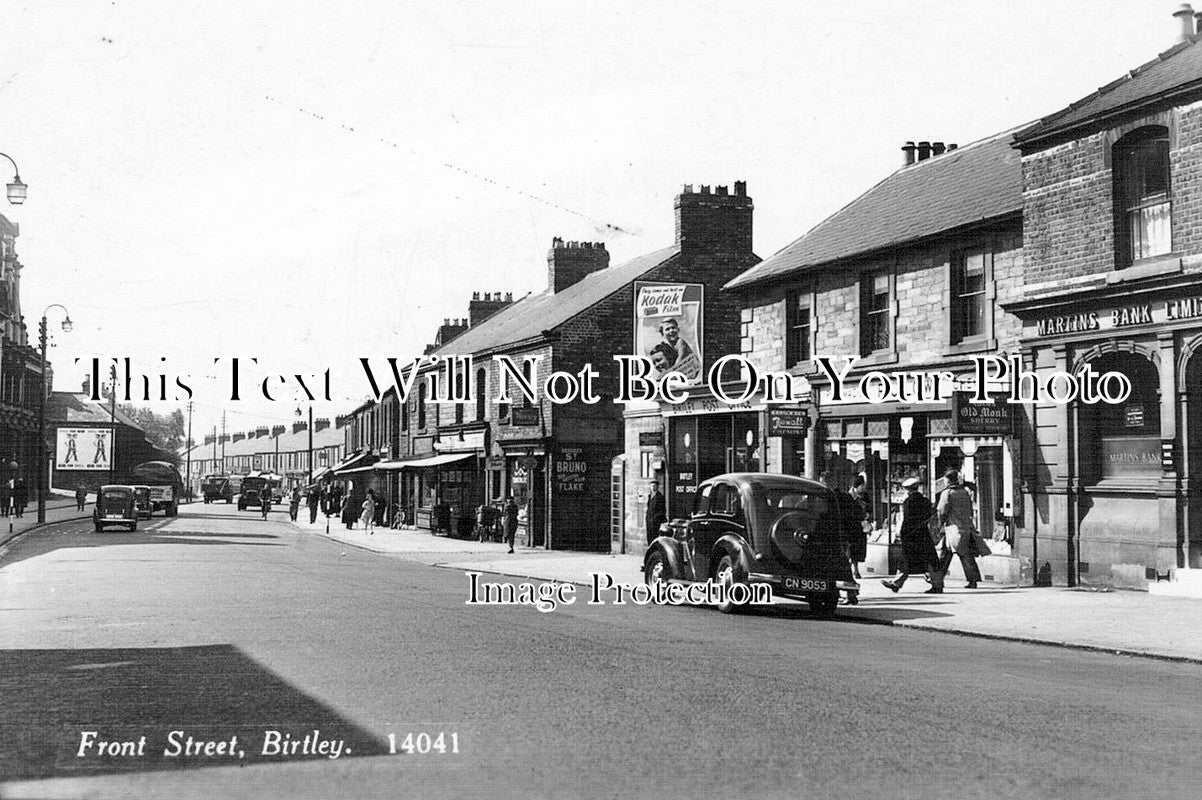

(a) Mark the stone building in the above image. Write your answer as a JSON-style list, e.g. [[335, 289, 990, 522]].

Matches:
[[0, 214, 44, 492], [1007, 9, 1202, 592]]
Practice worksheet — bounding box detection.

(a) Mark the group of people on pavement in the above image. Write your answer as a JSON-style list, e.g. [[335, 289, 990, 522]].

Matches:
[[884, 469, 987, 594], [0, 478, 29, 518]]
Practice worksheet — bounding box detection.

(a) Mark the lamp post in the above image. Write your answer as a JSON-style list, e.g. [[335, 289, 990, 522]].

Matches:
[[37, 304, 73, 523], [0, 153, 27, 205], [297, 405, 313, 485]]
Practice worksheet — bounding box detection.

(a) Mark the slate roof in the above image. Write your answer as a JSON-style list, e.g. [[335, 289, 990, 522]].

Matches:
[[49, 392, 146, 430], [726, 126, 1028, 290], [1016, 36, 1202, 148], [432, 245, 680, 356]]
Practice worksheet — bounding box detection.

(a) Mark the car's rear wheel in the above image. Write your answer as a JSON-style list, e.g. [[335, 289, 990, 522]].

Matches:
[[809, 594, 838, 617], [714, 555, 743, 614], [129, 519, 137, 531], [94, 522, 103, 532]]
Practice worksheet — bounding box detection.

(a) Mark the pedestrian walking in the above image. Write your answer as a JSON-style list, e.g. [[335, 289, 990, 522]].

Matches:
[[75, 483, 88, 511], [288, 487, 301, 522], [502, 495, 519, 554], [645, 482, 666, 542], [936, 469, 984, 589], [818, 471, 864, 605], [260, 486, 272, 520], [12, 479, 28, 518], [360, 489, 377, 533], [882, 476, 943, 594], [0, 479, 9, 517], [847, 474, 870, 580], [307, 488, 320, 524], [341, 492, 356, 529]]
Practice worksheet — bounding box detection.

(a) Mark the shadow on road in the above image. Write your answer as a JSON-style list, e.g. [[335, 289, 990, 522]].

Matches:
[[0, 644, 390, 780], [0, 529, 286, 571]]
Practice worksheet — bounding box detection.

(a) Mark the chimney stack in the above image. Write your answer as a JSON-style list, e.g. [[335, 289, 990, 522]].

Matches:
[[469, 290, 515, 326], [901, 141, 917, 166], [232, 432, 246, 443], [932, 142, 946, 156], [675, 181, 754, 255], [917, 141, 932, 161], [315, 417, 331, 432], [547, 238, 609, 293], [1175, 4, 1196, 43], [292, 421, 307, 434]]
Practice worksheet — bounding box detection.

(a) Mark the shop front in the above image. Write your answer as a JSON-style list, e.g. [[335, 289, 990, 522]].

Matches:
[[813, 382, 1021, 581], [503, 446, 547, 548], [1009, 280, 1202, 589], [402, 451, 480, 536]]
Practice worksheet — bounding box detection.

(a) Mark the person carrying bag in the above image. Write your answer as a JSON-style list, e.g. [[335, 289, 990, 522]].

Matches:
[[935, 469, 984, 589]]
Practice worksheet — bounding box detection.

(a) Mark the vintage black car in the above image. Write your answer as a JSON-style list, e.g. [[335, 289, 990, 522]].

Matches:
[[94, 485, 139, 532], [132, 485, 153, 519], [643, 473, 851, 615]]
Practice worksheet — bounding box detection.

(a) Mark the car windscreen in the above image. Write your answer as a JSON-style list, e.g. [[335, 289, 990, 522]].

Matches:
[[101, 490, 129, 502]]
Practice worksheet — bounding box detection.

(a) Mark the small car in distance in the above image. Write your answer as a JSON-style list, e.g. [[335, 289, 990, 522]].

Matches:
[[132, 485, 153, 519], [94, 485, 139, 532], [644, 473, 850, 615]]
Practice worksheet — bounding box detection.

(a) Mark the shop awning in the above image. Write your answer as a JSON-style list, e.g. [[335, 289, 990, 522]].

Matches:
[[310, 467, 332, 483], [331, 451, 376, 475], [397, 452, 476, 470]]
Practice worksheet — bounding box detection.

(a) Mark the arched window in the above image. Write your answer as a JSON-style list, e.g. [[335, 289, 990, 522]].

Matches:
[[476, 367, 487, 421], [1081, 351, 1160, 483], [1114, 127, 1171, 266]]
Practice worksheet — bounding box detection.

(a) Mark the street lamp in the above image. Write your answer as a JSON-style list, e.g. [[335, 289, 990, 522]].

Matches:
[[296, 405, 313, 485], [37, 304, 73, 523], [0, 153, 27, 205]]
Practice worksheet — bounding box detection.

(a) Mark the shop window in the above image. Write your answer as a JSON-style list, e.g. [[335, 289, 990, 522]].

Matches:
[[860, 269, 893, 355], [1114, 127, 1171, 267], [1082, 352, 1161, 482], [951, 244, 990, 343], [785, 289, 812, 366]]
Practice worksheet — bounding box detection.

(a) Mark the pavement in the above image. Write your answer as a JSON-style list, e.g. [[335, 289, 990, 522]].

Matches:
[[0, 493, 93, 548], [293, 512, 1202, 663]]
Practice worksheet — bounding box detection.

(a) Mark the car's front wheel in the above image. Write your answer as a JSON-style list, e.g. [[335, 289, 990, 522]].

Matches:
[[713, 555, 743, 614], [129, 519, 137, 532], [94, 522, 103, 532], [644, 551, 671, 601]]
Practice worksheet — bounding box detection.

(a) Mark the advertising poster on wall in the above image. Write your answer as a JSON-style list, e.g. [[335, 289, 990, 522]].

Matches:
[[633, 282, 704, 384], [54, 427, 112, 471]]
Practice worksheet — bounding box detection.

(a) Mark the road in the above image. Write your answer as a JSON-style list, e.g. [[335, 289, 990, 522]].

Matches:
[[0, 503, 1199, 800]]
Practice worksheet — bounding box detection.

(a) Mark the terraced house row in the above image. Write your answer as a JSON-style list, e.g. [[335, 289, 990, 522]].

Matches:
[[333, 10, 1202, 593]]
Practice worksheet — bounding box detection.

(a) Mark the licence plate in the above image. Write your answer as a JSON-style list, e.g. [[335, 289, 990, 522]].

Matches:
[[783, 577, 829, 592], [105, 515, 123, 520]]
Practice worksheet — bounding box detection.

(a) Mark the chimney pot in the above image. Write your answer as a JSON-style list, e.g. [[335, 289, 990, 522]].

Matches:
[[506, 292, 513, 300], [1175, 4, 1196, 43], [901, 141, 917, 167], [682, 184, 694, 194], [917, 141, 932, 161], [932, 142, 946, 156], [734, 180, 747, 196], [700, 185, 711, 195], [472, 291, 479, 300], [716, 185, 728, 196], [947, 143, 958, 151]]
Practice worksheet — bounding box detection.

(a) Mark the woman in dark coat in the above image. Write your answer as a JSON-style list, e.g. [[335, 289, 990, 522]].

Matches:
[[11, 478, 28, 518], [502, 496, 519, 554], [882, 477, 942, 593]]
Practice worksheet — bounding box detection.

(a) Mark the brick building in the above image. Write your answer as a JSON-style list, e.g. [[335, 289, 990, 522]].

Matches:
[[404, 183, 758, 550], [1007, 12, 1202, 591], [47, 392, 175, 493], [0, 214, 45, 493]]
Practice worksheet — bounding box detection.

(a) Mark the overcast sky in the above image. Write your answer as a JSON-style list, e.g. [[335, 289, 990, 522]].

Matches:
[[1, 0, 1185, 435]]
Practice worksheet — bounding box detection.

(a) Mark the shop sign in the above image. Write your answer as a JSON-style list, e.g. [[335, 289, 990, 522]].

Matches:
[[519, 456, 540, 470], [1033, 294, 1202, 338], [486, 456, 506, 469], [767, 408, 809, 437], [660, 395, 760, 417], [511, 407, 540, 426], [435, 430, 486, 452], [1125, 405, 1145, 428], [951, 393, 1013, 436], [554, 448, 587, 494], [639, 431, 665, 447], [1101, 436, 1160, 477]]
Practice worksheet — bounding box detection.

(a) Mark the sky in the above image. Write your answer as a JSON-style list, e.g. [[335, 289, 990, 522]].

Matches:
[[0, 0, 1186, 436]]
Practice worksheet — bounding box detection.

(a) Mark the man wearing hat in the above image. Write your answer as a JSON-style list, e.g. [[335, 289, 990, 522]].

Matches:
[[936, 469, 983, 589], [882, 476, 943, 593]]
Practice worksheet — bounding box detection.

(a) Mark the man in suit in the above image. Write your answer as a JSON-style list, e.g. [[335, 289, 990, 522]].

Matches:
[[645, 482, 667, 543], [883, 477, 943, 594]]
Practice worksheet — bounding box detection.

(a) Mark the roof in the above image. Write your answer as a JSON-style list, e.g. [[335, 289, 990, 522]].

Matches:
[[1017, 36, 1202, 148], [431, 245, 680, 356], [182, 422, 344, 460], [49, 392, 146, 430], [726, 127, 1028, 290]]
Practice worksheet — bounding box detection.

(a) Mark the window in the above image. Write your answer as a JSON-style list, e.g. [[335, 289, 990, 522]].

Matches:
[[708, 483, 745, 525], [860, 270, 892, 354], [785, 290, 812, 366], [1114, 127, 1171, 266], [401, 400, 408, 432], [952, 245, 989, 343], [1082, 352, 1161, 483], [476, 368, 487, 421], [417, 383, 427, 430]]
